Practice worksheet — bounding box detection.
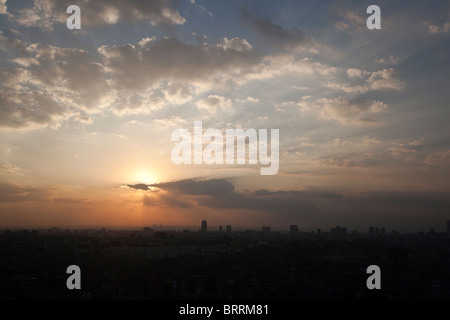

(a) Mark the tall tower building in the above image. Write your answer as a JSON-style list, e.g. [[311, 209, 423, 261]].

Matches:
[[290, 225, 299, 238], [226, 225, 232, 234], [262, 226, 271, 234], [201, 220, 207, 233]]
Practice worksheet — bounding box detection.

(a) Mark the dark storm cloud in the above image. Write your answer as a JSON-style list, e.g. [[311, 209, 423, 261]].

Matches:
[[254, 189, 344, 199], [240, 6, 312, 51], [127, 183, 150, 191], [353, 192, 450, 210], [144, 178, 450, 230], [150, 178, 318, 217], [144, 193, 192, 209], [151, 179, 235, 196], [196, 190, 318, 216]]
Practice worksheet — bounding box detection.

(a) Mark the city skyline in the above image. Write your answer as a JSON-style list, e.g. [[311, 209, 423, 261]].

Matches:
[[0, 0, 449, 232]]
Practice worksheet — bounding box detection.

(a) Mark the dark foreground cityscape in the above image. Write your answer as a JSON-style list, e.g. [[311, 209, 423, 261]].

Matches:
[[1, 221, 450, 300]]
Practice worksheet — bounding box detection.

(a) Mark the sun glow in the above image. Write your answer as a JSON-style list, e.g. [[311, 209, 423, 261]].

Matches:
[[134, 171, 157, 185]]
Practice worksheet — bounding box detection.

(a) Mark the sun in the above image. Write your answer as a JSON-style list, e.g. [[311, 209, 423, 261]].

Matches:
[[134, 171, 157, 185]]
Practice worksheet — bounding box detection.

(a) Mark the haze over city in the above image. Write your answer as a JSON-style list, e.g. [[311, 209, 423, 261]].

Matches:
[[0, 0, 449, 232]]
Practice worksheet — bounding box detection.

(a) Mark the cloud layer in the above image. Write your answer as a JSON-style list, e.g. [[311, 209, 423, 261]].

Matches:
[[16, 0, 185, 31]]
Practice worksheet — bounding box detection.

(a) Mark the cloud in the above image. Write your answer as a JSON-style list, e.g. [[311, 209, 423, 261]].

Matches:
[[332, 6, 366, 34], [196, 189, 318, 217], [354, 118, 380, 125], [127, 183, 151, 191], [0, 182, 52, 202], [147, 178, 320, 220], [0, 89, 66, 129], [53, 197, 92, 204], [113, 93, 165, 115], [237, 97, 260, 104], [366, 68, 405, 91], [375, 56, 399, 66], [99, 37, 261, 91], [254, 189, 344, 199], [0, 30, 28, 55], [17, 0, 185, 31], [152, 179, 235, 196], [0, 0, 11, 16], [0, 40, 113, 128], [24, 45, 111, 109], [125, 178, 450, 229], [354, 191, 450, 211], [0, 34, 263, 126], [326, 68, 405, 94], [197, 95, 231, 113], [162, 82, 193, 105], [240, 7, 313, 51], [299, 97, 387, 124], [427, 21, 450, 34], [144, 193, 192, 208], [346, 68, 367, 78], [324, 81, 368, 94], [217, 37, 252, 52], [424, 150, 450, 166], [0, 163, 22, 175], [0, 68, 29, 89]]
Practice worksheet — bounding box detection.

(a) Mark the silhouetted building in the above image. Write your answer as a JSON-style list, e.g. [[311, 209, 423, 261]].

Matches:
[[331, 226, 347, 237], [262, 226, 271, 235], [226, 225, 232, 234], [219, 225, 222, 232], [290, 225, 299, 238], [201, 220, 207, 233], [447, 220, 450, 236], [381, 227, 386, 235], [369, 226, 374, 235]]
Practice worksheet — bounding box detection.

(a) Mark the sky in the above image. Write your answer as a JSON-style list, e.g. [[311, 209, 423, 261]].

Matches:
[[0, 0, 449, 232]]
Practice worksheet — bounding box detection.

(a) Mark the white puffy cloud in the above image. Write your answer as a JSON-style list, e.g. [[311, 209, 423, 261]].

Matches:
[[324, 81, 368, 94], [237, 97, 260, 104], [366, 68, 405, 91], [113, 93, 165, 115], [197, 95, 231, 113], [98, 37, 261, 91], [162, 82, 193, 105], [217, 37, 252, 52], [0, 88, 66, 128], [346, 68, 367, 78], [0, 39, 114, 128], [427, 22, 450, 34], [326, 68, 405, 94], [0, 0, 9, 15], [138, 37, 156, 47]]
